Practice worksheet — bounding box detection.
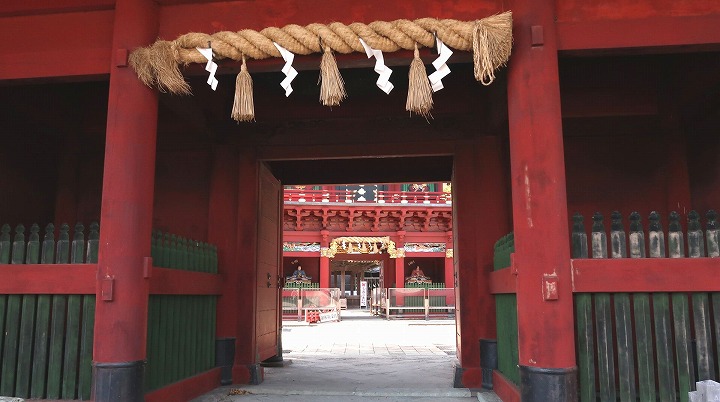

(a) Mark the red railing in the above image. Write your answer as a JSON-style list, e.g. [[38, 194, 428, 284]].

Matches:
[[283, 189, 452, 205]]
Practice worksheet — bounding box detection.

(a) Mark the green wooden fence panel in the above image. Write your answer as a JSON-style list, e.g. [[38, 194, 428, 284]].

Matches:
[[46, 295, 67, 399], [633, 293, 656, 401], [146, 295, 217, 392], [208, 297, 217, 369], [31, 294, 52, 398], [78, 296, 95, 400], [15, 295, 37, 398], [672, 293, 694, 402], [713, 294, 720, 379], [173, 295, 182, 387], [575, 294, 595, 402], [12, 224, 26, 264], [692, 293, 715, 380], [41, 223, 55, 264], [146, 295, 161, 390], [86, 222, 99, 263], [0, 224, 11, 263], [56, 223, 70, 264], [595, 293, 616, 402], [0, 295, 6, 393], [614, 293, 636, 402], [653, 293, 677, 402], [62, 295, 82, 399], [495, 293, 519, 385], [1, 294, 22, 396]]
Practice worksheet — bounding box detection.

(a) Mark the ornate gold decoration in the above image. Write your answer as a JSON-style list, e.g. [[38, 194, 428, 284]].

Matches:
[[446, 248, 454, 258], [325, 236, 403, 258]]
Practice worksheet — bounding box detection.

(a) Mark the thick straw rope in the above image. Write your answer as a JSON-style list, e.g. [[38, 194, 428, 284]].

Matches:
[[129, 12, 512, 95]]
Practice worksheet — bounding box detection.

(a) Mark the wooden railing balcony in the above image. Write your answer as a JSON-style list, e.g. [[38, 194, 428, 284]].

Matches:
[[283, 189, 452, 205]]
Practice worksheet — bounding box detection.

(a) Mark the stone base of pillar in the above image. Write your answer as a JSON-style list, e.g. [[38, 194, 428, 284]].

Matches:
[[215, 337, 236, 385], [92, 360, 145, 402], [520, 365, 577, 402], [480, 339, 498, 390], [453, 365, 465, 388], [247, 363, 264, 385]]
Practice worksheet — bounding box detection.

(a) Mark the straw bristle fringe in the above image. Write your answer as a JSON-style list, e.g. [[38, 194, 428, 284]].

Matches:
[[319, 46, 347, 107], [128, 47, 156, 89], [473, 11, 513, 85], [406, 45, 433, 119], [232, 57, 255, 122], [146, 41, 192, 94]]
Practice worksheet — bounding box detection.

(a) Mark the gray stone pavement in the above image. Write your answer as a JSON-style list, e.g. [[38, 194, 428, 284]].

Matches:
[[193, 309, 499, 401]]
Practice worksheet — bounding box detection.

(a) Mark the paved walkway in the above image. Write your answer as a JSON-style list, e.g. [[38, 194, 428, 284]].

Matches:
[[193, 310, 499, 401]]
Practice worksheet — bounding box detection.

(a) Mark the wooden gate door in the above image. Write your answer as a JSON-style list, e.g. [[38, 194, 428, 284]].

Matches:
[[255, 162, 282, 361]]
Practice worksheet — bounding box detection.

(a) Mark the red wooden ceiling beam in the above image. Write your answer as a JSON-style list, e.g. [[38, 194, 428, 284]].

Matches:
[[0, 0, 113, 18], [0, 11, 114, 81], [557, 15, 720, 53]]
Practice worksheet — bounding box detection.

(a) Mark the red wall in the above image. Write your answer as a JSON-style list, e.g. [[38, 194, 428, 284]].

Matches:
[[565, 134, 670, 222], [152, 150, 212, 239], [688, 125, 720, 214]]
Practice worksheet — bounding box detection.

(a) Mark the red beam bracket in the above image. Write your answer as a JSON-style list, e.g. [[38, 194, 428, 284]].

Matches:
[[542, 274, 558, 301], [115, 48, 129, 67], [531, 25, 544, 47], [101, 276, 115, 301], [143, 257, 153, 278]]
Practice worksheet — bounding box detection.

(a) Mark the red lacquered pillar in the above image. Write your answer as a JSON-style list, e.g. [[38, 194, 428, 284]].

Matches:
[[209, 148, 239, 386], [92, 0, 159, 400], [234, 146, 263, 384], [320, 230, 330, 288], [444, 231, 454, 288], [507, 0, 577, 399], [393, 231, 406, 289]]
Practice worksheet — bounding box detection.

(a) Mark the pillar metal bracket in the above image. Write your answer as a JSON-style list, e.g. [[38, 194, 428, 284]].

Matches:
[[101, 276, 114, 301], [531, 25, 544, 46]]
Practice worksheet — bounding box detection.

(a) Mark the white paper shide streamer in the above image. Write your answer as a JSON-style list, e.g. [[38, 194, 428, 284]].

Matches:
[[428, 37, 453, 92], [196, 46, 219, 90], [273, 42, 298, 97], [359, 38, 394, 94]]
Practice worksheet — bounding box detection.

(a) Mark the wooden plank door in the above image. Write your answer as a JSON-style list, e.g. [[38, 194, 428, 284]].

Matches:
[[255, 162, 282, 361]]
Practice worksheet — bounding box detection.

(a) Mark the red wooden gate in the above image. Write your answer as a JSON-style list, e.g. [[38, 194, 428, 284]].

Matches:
[[255, 163, 282, 361]]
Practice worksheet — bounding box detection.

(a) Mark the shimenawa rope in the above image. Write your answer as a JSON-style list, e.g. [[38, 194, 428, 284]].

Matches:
[[128, 12, 512, 119]]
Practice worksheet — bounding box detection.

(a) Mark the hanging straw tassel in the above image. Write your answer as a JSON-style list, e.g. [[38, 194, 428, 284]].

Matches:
[[231, 55, 255, 122], [318, 44, 347, 107], [473, 11, 513, 85], [406, 43, 433, 119]]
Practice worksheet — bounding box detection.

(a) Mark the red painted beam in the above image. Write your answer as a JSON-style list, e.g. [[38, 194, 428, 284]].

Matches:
[[404, 252, 446, 258], [0, 0, 114, 17], [259, 141, 455, 161], [0, 264, 96, 294], [489, 267, 517, 294], [149, 267, 223, 295], [158, 1, 504, 38], [0, 11, 114, 81], [557, 15, 720, 52], [282, 251, 321, 258], [144, 368, 221, 402], [571, 258, 720, 293], [493, 370, 521, 402]]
